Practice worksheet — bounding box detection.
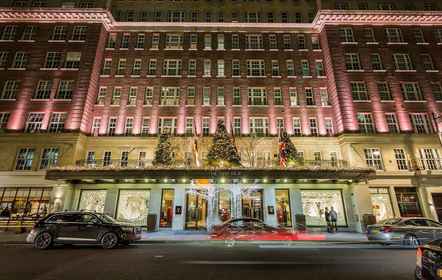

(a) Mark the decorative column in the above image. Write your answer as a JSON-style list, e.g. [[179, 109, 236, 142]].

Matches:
[[7, 75, 34, 131], [390, 80, 412, 132], [241, 86, 250, 135], [115, 88, 127, 135], [367, 80, 388, 133]]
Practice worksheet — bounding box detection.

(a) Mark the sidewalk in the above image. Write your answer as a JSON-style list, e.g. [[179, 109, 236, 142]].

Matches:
[[0, 230, 369, 244]]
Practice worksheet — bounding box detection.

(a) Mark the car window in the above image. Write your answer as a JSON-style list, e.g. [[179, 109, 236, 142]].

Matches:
[[426, 220, 442, 227], [381, 218, 401, 225], [46, 214, 79, 223], [404, 219, 429, 227], [81, 214, 100, 224]]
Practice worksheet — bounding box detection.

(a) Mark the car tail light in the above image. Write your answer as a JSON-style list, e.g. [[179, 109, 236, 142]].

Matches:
[[380, 226, 392, 233], [416, 247, 423, 268]]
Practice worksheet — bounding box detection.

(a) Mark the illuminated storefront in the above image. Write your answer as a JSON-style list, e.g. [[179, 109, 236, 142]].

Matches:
[[301, 190, 347, 227], [369, 188, 395, 222]]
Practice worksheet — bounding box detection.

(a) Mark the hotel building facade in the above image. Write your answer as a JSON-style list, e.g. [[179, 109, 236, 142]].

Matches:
[[0, 0, 442, 232]]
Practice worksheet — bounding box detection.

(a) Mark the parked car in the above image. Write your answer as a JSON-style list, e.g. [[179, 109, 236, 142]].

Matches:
[[209, 218, 325, 241], [26, 211, 142, 249], [366, 218, 442, 247], [415, 239, 442, 280]]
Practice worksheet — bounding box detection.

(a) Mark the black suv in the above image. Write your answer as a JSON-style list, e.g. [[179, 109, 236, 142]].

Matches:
[[26, 211, 142, 249]]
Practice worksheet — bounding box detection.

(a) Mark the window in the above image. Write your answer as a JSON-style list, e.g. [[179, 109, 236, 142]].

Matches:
[[203, 59, 211, 77], [25, 113, 44, 133], [120, 33, 130, 49], [401, 82, 423, 101], [132, 59, 142, 75], [96, 87, 106, 105], [34, 80, 52, 99], [64, 52, 81, 69], [434, 29, 442, 43], [128, 87, 137, 105], [286, 60, 295, 76], [106, 33, 116, 48], [203, 87, 210, 105], [217, 34, 224, 50], [340, 27, 355, 42], [151, 33, 160, 49], [273, 88, 283, 105], [281, 12, 288, 23], [135, 33, 145, 49], [1, 80, 19, 100], [39, 148, 59, 169], [276, 118, 284, 135], [233, 87, 241, 105], [309, 118, 318, 136], [141, 118, 150, 135], [101, 58, 112, 75], [377, 82, 392, 101], [204, 34, 212, 50], [11, 51, 27, 69], [351, 82, 369, 101], [187, 59, 196, 76], [386, 28, 403, 43], [233, 117, 241, 135], [186, 87, 196, 105], [395, 187, 422, 217], [107, 117, 117, 135], [312, 36, 320, 49], [168, 11, 184, 22], [111, 87, 121, 105], [91, 118, 100, 136], [246, 34, 263, 49], [410, 113, 432, 134], [217, 87, 224, 105], [325, 118, 334, 135], [165, 33, 183, 49], [394, 148, 409, 170], [269, 34, 277, 49], [300, 60, 310, 76], [202, 117, 210, 136], [414, 28, 426, 43], [119, 151, 129, 167], [320, 88, 329, 106], [298, 34, 306, 49], [371, 53, 384, 70], [124, 118, 133, 135], [190, 33, 198, 49], [103, 151, 112, 166], [15, 148, 35, 170], [305, 88, 315, 105], [421, 54, 436, 71], [393, 53, 413, 70], [0, 51, 8, 68], [292, 118, 301, 136], [55, 80, 74, 100], [248, 88, 267, 105], [44, 52, 62, 69], [0, 112, 10, 128], [246, 12, 258, 23], [48, 113, 66, 132], [357, 113, 375, 133], [431, 83, 442, 101], [315, 60, 325, 76], [271, 60, 279, 77], [160, 87, 180, 106], [249, 118, 269, 136], [159, 118, 177, 134], [247, 60, 265, 77], [364, 148, 384, 170], [231, 34, 240, 49], [345, 53, 362, 70], [363, 28, 376, 42], [116, 58, 126, 75], [385, 113, 399, 133], [283, 34, 292, 49], [419, 149, 441, 170], [232, 59, 240, 77], [148, 59, 157, 76], [50, 26, 66, 41], [71, 26, 87, 41], [185, 117, 193, 135], [20, 25, 35, 41], [162, 59, 182, 76], [217, 60, 224, 77], [289, 87, 299, 106]]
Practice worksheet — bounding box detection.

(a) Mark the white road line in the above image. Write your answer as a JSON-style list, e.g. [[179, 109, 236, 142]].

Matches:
[[183, 261, 320, 265]]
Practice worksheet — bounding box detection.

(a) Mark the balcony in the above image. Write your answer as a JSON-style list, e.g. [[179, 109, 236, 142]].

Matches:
[[416, 158, 442, 171]]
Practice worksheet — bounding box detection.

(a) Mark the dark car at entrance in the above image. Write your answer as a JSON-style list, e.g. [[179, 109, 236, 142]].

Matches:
[[26, 211, 142, 249]]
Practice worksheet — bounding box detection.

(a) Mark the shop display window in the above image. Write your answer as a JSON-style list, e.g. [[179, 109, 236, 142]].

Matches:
[[301, 190, 347, 226], [395, 187, 422, 217], [160, 189, 174, 228], [116, 189, 150, 226], [0, 187, 51, 220], [275, 189, 292, 227], [78, 189, 107, 213], [369, 188, 395, 222]]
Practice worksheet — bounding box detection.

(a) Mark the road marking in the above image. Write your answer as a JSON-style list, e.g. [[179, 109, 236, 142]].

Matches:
[[183, 261, 325, 265]]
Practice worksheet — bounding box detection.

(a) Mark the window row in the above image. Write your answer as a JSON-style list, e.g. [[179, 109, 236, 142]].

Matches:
[[101, 58, 325, 78], [0, 79, 75, 100], [96, 86, 330, 107], [14, 147, 59, 171], [357, 112, 435, 134], [0, 25, 88, 42], [0, 51, 81, 70], [106, 32, 321, 51]]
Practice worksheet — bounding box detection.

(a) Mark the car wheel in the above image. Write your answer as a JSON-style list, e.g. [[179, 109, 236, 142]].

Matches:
[[402, 234, 420, 248], [33, 232, 53, 250], [101, 232, 119, 249]]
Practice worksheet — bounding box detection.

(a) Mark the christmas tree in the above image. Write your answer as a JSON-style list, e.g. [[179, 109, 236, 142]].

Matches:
[[207, 121, 241, 167], [278, 131, 298, 167], [152, 133, 174, 166]]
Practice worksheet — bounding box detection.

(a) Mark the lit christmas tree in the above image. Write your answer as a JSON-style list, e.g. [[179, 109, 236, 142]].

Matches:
[[278, 131, 298, 167], [152, 133, 174, 166], [207, 121, 241, 167]]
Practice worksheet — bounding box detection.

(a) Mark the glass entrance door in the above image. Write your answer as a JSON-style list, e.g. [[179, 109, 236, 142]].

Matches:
[[432, 193, 442, 222], [185, 190, 208, 230], [241, 189, 263, 221]]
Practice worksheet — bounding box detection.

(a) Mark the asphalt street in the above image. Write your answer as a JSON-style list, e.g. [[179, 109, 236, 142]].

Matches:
[[0, 242, 416, 280]]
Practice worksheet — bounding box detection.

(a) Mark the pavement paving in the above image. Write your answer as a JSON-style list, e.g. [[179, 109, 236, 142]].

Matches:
[[0, 242, 417, 280]]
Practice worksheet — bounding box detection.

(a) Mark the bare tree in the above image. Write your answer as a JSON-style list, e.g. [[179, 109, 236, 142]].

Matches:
[[240, 134, 267, 168]]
